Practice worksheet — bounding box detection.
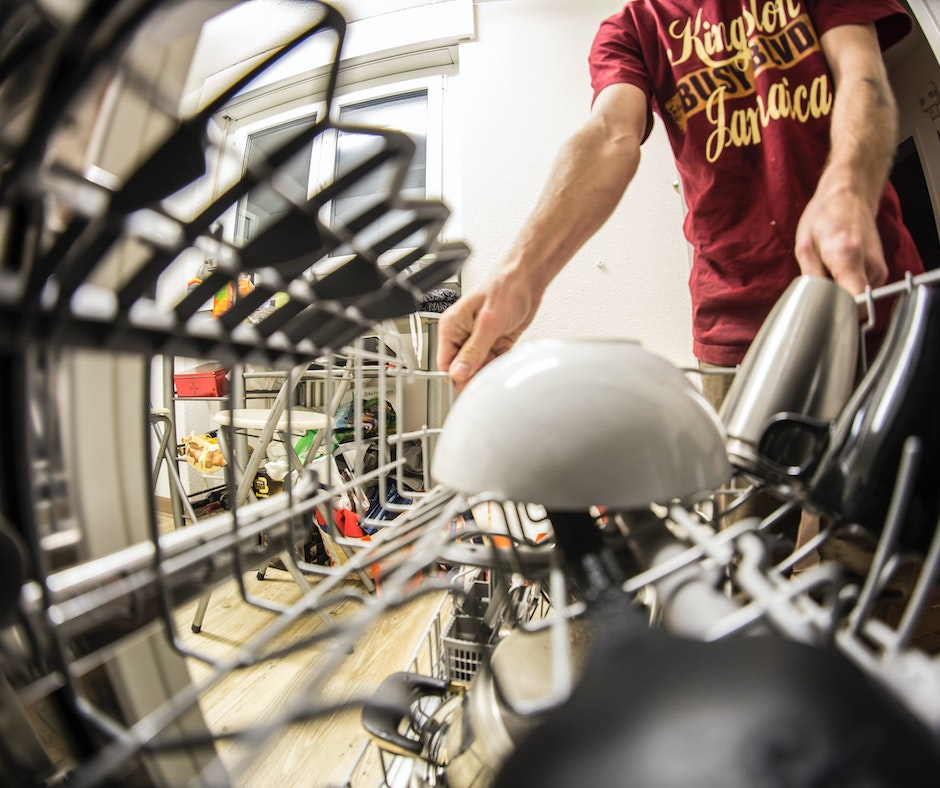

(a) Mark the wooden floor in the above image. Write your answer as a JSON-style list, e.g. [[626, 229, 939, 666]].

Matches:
[[165, 515, 445, 787]]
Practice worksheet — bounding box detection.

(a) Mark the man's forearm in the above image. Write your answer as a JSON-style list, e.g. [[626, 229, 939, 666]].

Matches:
[[504, 114, 642, 296], [820, 24, 899, 210]]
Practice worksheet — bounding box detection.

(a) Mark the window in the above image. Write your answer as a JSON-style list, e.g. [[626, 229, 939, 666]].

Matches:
[[330, 91, 428, 241], [238, 114, 318, 244], [229, 76, 442, 270]]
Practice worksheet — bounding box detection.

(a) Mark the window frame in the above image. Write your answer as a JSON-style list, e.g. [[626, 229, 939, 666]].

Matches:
[[221, 74, 444, 256]]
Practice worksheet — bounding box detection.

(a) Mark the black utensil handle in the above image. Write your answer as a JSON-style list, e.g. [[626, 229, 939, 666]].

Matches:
[[360, 671, 449, 757], [545, 510, 626, 602], [756, 411, 831, 480]]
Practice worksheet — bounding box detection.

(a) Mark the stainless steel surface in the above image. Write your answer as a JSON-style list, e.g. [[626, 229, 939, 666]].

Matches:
[[719, 275, 859, 474], [431, 617, 592, 787]]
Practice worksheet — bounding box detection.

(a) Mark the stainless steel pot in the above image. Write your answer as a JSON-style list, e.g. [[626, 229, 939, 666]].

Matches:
[[719, 276, 859, 476], [757, 283, 940, 553], [361, 618, 591, 788], [430, 618, 592, 787]]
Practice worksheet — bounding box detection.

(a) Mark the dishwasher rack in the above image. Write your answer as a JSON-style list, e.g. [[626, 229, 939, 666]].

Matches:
[[350, 272, 940, 787], [0, 2, 474, 784], [4, 2, 940, 786]]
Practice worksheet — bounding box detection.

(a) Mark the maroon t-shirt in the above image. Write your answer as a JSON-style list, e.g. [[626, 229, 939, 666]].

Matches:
[[590, 0, 924, 365]]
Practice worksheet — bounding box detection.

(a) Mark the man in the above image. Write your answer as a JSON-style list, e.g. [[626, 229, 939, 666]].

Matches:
[[437, 0, 923, 405]]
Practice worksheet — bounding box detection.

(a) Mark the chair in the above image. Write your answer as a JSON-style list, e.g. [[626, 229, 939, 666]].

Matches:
[[189, 362, 353, 632], [151, 407, 200, 528]]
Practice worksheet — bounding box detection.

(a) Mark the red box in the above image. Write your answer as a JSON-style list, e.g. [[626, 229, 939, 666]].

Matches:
[[174, 365, 229, 398]]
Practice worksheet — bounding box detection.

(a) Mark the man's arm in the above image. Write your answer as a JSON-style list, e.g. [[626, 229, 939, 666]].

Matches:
[[438, 82, 648, 388], [795, 22, 899, 294]]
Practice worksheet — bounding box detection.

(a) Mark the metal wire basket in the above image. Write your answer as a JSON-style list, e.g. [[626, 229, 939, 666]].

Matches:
[[5, 2, 940, 787], [0, 2, 473, 785]]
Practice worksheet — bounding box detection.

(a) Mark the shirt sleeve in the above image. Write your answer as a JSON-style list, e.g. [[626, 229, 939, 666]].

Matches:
[[808, 0, 913, 51], [588, 12, 655, 141]]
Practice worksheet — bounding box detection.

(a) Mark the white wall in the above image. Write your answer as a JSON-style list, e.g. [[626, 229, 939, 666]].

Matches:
[[453, 0, 694, 367]]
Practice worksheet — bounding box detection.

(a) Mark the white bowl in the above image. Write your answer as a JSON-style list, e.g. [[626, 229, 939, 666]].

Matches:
[[432, 339, 730, 509]]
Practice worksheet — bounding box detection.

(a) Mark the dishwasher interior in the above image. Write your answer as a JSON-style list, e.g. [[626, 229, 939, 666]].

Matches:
[[3, 2, 940, 786]]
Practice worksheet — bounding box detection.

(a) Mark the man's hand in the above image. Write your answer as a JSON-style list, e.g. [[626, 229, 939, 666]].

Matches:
[[437, 83, 647, 389], [437, 270, 539, 390], [795, 176, 888, 295]]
